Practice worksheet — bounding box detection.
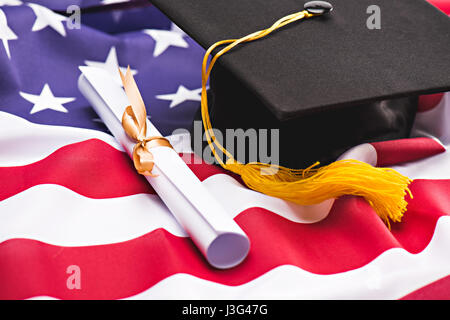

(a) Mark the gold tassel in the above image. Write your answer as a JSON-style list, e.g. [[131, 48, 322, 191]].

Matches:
[[200, 10, 413, 225]]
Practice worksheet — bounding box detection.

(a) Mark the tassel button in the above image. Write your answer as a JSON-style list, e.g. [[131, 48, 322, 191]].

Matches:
[[304, 1, 333, 14]]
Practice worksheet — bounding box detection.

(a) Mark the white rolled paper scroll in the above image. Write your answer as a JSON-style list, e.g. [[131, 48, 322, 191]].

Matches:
[[78, 66, 250, 269]]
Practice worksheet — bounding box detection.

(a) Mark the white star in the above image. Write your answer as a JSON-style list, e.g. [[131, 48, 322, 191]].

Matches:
[[0, 9, 17, 59], [20, 84, 76, 114], [0, 0, 22, 6], [84, 46, 137, 86], [170, 23, 187, 36], [156, 86, 202, 108], [143, 29, 189, 57], [28, 3, 67, 37]]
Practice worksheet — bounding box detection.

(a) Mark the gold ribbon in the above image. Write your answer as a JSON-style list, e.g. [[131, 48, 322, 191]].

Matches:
[[119, 67, 173, 176]]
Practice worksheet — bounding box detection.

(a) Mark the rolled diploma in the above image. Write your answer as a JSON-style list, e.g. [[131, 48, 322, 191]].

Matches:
[[78, 66, 250, 269]]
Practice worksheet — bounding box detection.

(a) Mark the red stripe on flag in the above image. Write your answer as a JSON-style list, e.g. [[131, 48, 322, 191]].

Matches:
[[0, 139, 154, 200], [418, 93, 445, 112], [371, 138, 445, 167], [428, 0, 450, 14], [400, 275, 450, 300], [391, 179, 450, 253]]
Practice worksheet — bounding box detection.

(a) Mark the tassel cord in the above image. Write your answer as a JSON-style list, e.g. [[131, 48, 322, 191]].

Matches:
[[199, 10, 413, 225]]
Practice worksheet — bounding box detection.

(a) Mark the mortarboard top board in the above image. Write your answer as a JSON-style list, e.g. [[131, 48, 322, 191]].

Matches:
[[149, 0, 450, 168]]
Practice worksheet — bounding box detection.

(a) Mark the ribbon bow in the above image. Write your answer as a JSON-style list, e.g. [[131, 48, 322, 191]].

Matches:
[[119, 67, 173, 176]]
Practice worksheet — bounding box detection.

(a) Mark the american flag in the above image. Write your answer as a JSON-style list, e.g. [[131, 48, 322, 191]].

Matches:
[[0, 0, 449, 300]]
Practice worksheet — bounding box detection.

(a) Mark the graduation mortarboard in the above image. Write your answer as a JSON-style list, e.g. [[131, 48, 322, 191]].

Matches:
[[150, 0, 450, 168], [146, 0, 450, 225]]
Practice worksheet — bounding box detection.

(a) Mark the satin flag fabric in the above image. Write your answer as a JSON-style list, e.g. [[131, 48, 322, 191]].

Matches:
[[0, 0, 449, 299]]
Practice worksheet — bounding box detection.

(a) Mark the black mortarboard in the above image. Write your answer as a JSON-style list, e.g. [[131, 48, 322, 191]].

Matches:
[[149, 0, 450, 168]]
